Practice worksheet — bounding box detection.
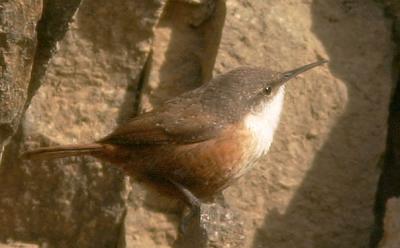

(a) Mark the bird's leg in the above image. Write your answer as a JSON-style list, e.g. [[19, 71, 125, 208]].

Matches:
[[168, 179, 202, 234]]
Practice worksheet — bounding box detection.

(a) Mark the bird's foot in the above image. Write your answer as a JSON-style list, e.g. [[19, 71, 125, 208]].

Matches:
[[180, 202, 201, 235]]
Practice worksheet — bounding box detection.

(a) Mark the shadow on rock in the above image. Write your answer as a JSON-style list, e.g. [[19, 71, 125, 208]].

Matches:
[[253, 1, 393, 247]]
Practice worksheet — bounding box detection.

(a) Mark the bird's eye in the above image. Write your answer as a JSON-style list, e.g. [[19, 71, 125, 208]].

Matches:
[[264, 86, 272, 95]]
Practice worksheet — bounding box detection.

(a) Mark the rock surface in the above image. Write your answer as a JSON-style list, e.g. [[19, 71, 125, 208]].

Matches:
[[0, 0, 42, 162], [0, 243, 38, 248], [0, 0, 166, 247], [378, 198, 400, 248], [217, 1, 392, 247], [0, 0, 397, 247], [370, 1, 400, 247]]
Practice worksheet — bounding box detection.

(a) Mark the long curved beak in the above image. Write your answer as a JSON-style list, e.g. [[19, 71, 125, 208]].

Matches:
[[280, 59, 328, 84]]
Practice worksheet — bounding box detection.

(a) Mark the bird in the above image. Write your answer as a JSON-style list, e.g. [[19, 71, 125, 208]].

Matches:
[[22, 59, 327, 232]]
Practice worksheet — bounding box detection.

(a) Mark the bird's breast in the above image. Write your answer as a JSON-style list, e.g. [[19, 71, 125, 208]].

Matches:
[[238, 86, 285, 176]]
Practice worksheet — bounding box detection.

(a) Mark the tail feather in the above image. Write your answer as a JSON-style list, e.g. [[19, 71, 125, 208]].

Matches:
[[21, 144, 103, 161]]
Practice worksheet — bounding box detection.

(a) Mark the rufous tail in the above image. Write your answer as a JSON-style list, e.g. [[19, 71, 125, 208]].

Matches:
[[21, 144, 103, 161]]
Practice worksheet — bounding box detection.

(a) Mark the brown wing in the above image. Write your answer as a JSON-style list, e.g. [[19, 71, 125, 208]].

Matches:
[[98, 105, 223, 145]]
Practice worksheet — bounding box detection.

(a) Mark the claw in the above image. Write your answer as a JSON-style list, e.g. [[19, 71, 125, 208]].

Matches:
[[167, 179, 202, 235], [179, 204, 201, 234]]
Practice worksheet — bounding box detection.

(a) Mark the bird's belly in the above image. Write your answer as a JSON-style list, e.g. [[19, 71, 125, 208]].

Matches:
[[164, 124, 272, 199]]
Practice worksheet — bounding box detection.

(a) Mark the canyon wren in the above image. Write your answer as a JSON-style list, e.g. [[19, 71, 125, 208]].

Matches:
[[22, 60, 327, 231]]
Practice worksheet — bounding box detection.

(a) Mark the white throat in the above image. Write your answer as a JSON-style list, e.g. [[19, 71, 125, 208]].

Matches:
[[244, 86, 285, 158]]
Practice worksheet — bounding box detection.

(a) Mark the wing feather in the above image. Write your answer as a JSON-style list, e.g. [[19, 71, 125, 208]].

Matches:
[[98, 104, 223, 145]]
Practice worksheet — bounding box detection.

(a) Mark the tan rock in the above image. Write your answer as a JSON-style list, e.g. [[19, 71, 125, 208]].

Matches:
[[0, 0, 42, 161], [379, 198, 400, 248], [216, 0, 393, 247], [0, 0, 166, 247], [0, 243, 38, 248]]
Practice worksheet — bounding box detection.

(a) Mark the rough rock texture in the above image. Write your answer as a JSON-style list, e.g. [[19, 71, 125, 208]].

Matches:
[[0, 0, 42, 162], [27, 0, 82, 110], [0, 243, 38, 248], [0, 0, 397, 247], [378, 198, 400, 248], [0, 0, 166, 247], [371, 1, 400, 247], [214, 1, 393, 248]]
